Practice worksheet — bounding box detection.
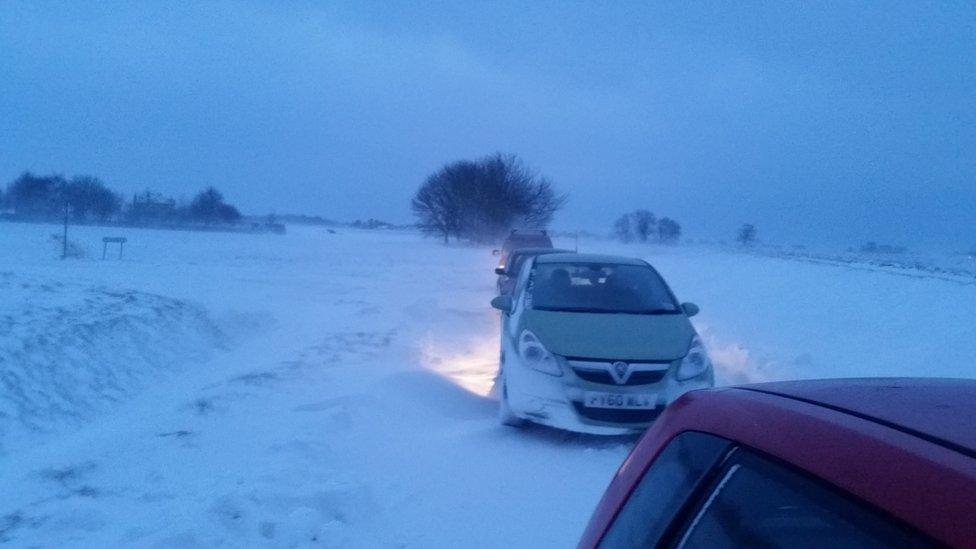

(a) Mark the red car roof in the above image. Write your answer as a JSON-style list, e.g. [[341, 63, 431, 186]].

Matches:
[[739, 377, 976, 458], [579, 379, 976, 548]]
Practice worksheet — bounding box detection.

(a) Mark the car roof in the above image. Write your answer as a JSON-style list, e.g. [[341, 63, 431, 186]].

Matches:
[[509, 247, 571, 256], [534, 253, 646, 266], [739, 377, 976, 456], [506, 231, 550, 240]]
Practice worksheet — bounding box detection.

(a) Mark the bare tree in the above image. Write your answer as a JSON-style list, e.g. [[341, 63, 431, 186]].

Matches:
[[412, 153, 566, 243], [64, 175, 122, 221], [6, 172, 65, 219], [737, 223, 757, 246], [613, 210, 659, 243], [412, 175, 449, 242], [658, 217, 681, 243], [188, 187, 241, 225], [612, 214, 633, 242], [633, 209, 656, 242], [412, 163, 470, 243]]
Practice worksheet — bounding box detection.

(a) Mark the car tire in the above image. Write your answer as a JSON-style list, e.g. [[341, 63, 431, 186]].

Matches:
[[499, 383, 526, 428]]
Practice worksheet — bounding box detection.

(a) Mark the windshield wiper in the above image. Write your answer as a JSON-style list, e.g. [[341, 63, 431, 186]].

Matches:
[[535, 306, 679, 315], [534, 306, 615, 313], [633, 309, 680, 315]]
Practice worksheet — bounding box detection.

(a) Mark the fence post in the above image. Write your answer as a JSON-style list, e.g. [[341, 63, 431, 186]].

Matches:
[[62, 202, 69, 260]]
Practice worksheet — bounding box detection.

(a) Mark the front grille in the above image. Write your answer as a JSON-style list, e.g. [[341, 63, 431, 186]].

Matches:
[[572, 402, 663, 424], [572, 368, 668, 386]]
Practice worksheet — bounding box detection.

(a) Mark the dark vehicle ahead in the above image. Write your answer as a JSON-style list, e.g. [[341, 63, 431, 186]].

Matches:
[[495, 248, 572, 295], [579, 378, 976, 548], [494, 229, 553, 270]]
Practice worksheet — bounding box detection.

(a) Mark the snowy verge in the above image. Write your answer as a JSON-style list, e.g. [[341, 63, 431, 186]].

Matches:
[[0, 271, 226, 453]]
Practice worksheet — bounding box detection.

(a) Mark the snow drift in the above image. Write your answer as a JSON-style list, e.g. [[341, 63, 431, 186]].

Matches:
[[0, 271, 225, 452]]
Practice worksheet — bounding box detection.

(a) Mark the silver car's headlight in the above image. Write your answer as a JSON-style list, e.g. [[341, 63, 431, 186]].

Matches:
[[518, 330, 562, 376], [676, 336, 711, 381]]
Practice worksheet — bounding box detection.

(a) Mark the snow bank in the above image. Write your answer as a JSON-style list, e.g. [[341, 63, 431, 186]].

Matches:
[[0, 271, 225, 452]]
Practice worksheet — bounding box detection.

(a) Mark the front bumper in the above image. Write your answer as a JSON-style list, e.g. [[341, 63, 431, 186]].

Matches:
[[503, 349, 713, 435]]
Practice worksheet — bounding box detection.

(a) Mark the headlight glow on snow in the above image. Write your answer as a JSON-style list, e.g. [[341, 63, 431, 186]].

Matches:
[[518, 330, 562, 376], [677, 336, 711, 381], [419, 335, 500, 397]]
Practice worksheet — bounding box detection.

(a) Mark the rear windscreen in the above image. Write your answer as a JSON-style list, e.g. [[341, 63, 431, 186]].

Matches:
[[529, 263, 679, 314]]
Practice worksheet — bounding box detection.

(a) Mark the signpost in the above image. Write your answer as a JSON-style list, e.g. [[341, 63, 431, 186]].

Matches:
[[102, 237, 127, 259]]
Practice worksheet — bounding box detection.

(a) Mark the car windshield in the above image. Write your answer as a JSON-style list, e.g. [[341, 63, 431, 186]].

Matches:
[[528, 263, 679, 314]]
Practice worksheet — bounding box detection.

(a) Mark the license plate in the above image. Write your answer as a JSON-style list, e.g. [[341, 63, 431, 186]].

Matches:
[[583, 392, 657, 409]]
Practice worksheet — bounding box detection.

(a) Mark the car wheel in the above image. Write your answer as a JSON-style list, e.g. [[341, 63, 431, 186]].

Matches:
[[499, 383, 526, 427]]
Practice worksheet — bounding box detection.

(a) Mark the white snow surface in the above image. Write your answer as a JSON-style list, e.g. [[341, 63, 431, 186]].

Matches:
[[0, 222, 974, 547]]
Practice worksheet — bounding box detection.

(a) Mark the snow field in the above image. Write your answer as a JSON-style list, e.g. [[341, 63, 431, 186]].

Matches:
[[0, 222, 974, 546], [0, 224, 630, 546]]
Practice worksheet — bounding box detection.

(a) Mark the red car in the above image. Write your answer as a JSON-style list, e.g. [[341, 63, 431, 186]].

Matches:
[[493, 229, 553, 271], [579, 378, 976, 548]]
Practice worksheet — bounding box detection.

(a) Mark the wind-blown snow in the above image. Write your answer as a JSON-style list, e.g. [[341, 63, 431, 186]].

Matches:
[[0, 273, 224, 452], [0, 222, 974, 546]]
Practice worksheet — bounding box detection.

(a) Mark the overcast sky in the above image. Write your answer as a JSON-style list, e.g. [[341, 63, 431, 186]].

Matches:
[[1, 1, 973, 247]]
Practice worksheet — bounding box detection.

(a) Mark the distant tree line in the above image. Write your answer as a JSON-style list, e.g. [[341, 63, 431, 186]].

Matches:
[[350, 218, 405, 230], [859, 241, 905, 254], [412, 153, 566, 244], [612, 209, 682, 244], [0, 172, 242, 226]]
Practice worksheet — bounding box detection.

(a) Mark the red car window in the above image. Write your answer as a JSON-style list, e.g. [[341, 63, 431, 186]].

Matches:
[[672, 450, 934, 548], [599, 432, 731, 548]]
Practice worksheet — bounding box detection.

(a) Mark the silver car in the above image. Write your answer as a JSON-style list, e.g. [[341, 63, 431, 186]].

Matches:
[[490, 253, 713, 435]]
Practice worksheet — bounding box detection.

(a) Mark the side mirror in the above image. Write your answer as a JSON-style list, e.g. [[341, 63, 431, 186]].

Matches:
[[494, 267, 506, 276], [682, 302, 700, 317], [492, 249, 500, 256], [491, 295, 513, 313]]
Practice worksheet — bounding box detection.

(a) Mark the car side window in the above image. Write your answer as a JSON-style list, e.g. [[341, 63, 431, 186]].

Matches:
[[507, 253, 524, 277], [672, 450, 933, 548], [512, 258, 534, 309], [599, 432, 732, 549]]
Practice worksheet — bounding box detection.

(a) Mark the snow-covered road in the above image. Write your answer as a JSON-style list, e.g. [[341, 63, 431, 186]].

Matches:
[[1, 223, 974, 546]]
